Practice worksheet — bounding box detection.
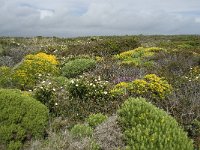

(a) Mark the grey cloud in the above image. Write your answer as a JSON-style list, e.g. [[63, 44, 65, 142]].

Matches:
[[0, 0, 200, 37]]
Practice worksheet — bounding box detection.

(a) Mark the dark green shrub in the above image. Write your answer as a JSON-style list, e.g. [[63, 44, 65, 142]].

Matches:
[[62, 58, 96, 78], [70, 124, 93, 139], [86, 113, 108, 128], [117, 97, 193, 150], [0, 89, 49, 150]]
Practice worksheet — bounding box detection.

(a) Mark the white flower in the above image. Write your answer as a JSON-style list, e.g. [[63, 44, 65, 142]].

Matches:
[[76, 84, 78, 87], [28, 90, 32, 92], [189, 80, 191, 82], [98, 76, 101, 80], [38, 74, 42, 77], [52, 88, 56, 91], [90, 83, 93, 86], [42, 81, 45, 83], [70, 80, 75, 84], [55, 103, 58, 106], [49, 82, 52, 85], [103, 91, 108, 94]]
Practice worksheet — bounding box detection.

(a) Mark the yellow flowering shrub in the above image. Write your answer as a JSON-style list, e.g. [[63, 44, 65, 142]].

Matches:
[[111, 74, 172, 101], [114, 47, 164, 67], [13, 52, 59, 89], [131, 74, 172, 100], [111, 82, 130, 96]]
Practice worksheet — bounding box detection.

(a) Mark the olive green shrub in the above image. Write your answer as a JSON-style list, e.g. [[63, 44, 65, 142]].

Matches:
[[70, 124, 93, 139], [0, 89, 49, 150], [62, 58, 96, 78], [86, 113, 108, 128], [117, 97, 193, 150]]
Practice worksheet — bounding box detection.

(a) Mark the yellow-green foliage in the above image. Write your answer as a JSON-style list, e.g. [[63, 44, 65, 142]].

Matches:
[[0, 66, 12, 88], [111, 74, 172, 100], [110, 82, 130, 96], [0, 89, 49, 150], [118, 97, 193, 150], [114, 47, 164, 67], [86, 113, 108, 128], [13, 52, 59, 89], [70, 124, 93, 139]]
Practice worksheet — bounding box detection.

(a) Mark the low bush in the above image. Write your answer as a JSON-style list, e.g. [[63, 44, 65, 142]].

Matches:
[[111, 74, 172, 101], [117, 97, 193, 150], [0, 66, 13, 88], [13, 52, 59, 89], [33, 76, 69, 116], [86, 113, 108, 128], [114, 47, 164, 67], [0, 89, 49, 150], [62, 58, 96, 78], [64, 75, 121, 122], [70, 124, 93, 139]]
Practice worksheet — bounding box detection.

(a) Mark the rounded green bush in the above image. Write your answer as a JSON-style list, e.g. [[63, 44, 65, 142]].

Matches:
[[0, 89, 49, 150], [87, 113, 108, 128], [62, 58, 96, 78], [70, 124, 93, 139], [117, 97, 193, 150]]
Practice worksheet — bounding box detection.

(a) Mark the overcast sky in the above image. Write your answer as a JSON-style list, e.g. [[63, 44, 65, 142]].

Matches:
[[0, 0, 200, 37]]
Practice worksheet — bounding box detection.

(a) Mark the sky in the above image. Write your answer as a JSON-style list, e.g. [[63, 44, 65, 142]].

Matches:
[[0, 0, 200, 37]]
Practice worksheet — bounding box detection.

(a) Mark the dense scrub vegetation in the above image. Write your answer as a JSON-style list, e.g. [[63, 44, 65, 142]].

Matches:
[[0, 35, 199, 149]]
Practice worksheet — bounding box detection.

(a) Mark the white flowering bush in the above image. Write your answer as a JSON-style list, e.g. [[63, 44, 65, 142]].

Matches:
[[65, 75, 119, 122], [68, 75, 110, 101], [33, 76, 70, 116]]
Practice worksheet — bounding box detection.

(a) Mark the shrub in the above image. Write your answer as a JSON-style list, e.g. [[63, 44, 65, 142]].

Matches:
[[111, 74, 172, 101], [0, 89, 49, 150], [68, 75, 110, 101], [0, 66, 13, 88], [13, 52, 59, 89], [117, 97, 193, 150], [114, 47, 164, 67], [87, 113, 108, 128], [70, 124, 93, 139], [64, 75, 120, 122], [62, 58, 96, 78], [33, 76, 69, 116]]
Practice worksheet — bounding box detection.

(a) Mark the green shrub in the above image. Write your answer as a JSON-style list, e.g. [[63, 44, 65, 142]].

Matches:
[[0, 89, 49, 150], [87, 113, 108, 128], [62, 58, 96, 78], [0, 66, 13, 88], [70, 124, 93, 139], [117, 97, 193, 150]]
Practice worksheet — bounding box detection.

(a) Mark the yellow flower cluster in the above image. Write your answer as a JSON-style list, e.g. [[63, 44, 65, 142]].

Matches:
[[114, 47, 164, 67], [110, 82, 129, 95], [111, 74, 172, 100], [13, 52, 59, 89], [26, 52, 59, 65]]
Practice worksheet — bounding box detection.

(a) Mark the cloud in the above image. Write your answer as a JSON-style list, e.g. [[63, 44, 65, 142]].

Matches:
[[0, 0, 200, 37]]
